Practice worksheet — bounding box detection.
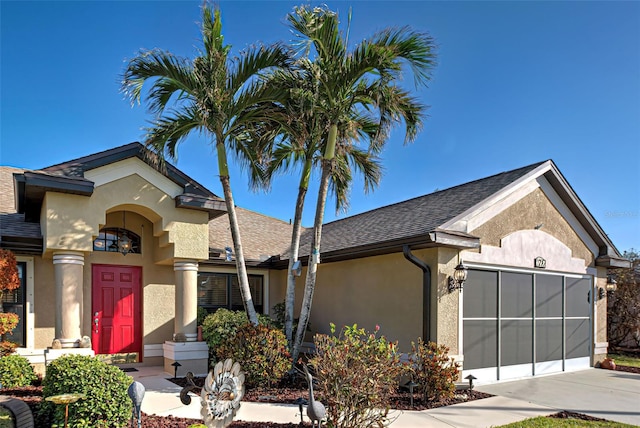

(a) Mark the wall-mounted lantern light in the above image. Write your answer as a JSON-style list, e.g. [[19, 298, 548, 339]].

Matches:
[[606, 275, 617, 292], [447, 261, 468, 293]]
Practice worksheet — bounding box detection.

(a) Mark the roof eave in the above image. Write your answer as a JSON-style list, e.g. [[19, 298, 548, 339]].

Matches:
[[595, 255, 632, 269], [175, 194, 227, 220], [269, 231, 480, 268], [0, 235, 43, 255]]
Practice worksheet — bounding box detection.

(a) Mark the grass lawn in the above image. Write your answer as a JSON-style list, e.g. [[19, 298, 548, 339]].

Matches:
[[608, 354, 640, 368], [496, 416, 638, 428]]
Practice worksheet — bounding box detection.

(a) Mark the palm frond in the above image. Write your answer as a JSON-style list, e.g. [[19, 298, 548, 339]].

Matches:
[[122, 49, 196, 114], [229, 44, 291, 95], [369, 26, 438, 87]]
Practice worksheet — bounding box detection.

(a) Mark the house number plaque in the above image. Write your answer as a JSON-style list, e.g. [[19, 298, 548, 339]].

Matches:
[[534, 256, 546, 269]]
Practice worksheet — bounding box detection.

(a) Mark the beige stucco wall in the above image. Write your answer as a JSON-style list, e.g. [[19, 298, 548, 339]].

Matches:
[[267, 247, 464, 354], [268, 269, 288, 313], [595, 267, 608, 344], [278, 251, 438, 352], [33, 256, 55, 348], [471, 188, 593, 266], [435, 247, 461, 355], [42, 173, 210, 263]]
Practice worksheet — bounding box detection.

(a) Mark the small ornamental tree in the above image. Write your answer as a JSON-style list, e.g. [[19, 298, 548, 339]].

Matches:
[[607, 249, 640, 352], [310, 324, 402, 428], [0, 249, 20, 347]]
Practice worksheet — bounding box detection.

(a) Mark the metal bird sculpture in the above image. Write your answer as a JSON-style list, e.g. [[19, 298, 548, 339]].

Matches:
[[200, 358, 245, 428], [303, 365, 326, 428]]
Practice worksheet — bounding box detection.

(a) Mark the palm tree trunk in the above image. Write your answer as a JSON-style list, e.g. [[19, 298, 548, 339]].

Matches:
[[285, 159, 312, 346], [291, 163, 331, 363], [216, 141, 259, 325]]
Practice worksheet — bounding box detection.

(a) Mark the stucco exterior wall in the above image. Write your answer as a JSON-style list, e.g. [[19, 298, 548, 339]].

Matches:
[[42, 173, 210, 262], [299, 251, 435, 351], [595, 266, 608, 364], [268, 269, 288, 315], [33, 256, 55, 349], [470, 188, 592, 266], [435, 247, 461, 355]]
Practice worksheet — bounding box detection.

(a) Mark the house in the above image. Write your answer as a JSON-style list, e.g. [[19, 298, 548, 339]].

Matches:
[[0, 143, 629, 381]]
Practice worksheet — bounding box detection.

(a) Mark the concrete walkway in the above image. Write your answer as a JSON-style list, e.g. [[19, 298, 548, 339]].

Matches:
[[478, 369, 640, 426], [130, 366, 640, 427]]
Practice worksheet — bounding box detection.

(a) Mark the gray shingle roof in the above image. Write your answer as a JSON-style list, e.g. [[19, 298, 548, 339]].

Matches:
[[0, 166, 21, 214], [1, 154, 547, 261], [298, 161, 546, 256], [208, 207, 293, 263], [0, 167, 43, 253]]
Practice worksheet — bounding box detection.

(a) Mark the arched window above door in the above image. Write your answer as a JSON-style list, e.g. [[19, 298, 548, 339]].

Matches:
[[93, 228, 141, 255]]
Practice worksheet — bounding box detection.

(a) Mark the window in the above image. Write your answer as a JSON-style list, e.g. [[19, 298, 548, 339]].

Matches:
[[93, 228, 141, 254], [197, 273, 263, 314]]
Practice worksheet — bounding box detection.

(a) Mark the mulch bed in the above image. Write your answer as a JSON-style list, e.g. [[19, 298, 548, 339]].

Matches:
[[610, 364, 640, 374], [169, 375, 493, 411], [549, 411, 608, 422], [4, 363, 639, 428]]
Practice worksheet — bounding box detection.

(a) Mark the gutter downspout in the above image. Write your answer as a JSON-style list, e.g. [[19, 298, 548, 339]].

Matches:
[[403, 245, 431, 343]]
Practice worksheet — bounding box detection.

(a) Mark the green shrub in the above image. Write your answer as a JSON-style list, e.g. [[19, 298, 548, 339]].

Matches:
[[197, 306, 208, 326], [0, 354, 36, 387], [406, 338, 459, 402], [216, 323, 290, 388], [201, 309, 273, 356], [310, 324, 402, 428], [38, 354, 132, 428], [271, 301, 309, 334]]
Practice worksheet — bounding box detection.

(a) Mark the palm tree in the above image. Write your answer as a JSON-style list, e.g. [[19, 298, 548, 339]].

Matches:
[[121, 5, 288, 325], [260, 65, 384, 348], [287, 5, 437, 363]]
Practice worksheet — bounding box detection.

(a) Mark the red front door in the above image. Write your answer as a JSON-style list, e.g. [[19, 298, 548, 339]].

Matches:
[[91, 265, 142, 356]]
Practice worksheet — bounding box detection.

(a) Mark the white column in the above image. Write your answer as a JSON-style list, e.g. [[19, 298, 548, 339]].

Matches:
[[53, 252, 84, 348], [173, 260, 199, 342]]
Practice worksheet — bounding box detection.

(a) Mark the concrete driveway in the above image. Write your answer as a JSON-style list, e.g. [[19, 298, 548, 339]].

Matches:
[[477, 368, 640, 426]]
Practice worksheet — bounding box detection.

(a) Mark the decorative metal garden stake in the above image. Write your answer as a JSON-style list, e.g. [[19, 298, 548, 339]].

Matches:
[[465, 374, 477, 392], [45, 393, 86, 428], [200, 358, 245, 428], [404, 380, 418, 408], [180, 372, 200, 405], [128, 381, 146, 428], [172, 361, 182, 379]]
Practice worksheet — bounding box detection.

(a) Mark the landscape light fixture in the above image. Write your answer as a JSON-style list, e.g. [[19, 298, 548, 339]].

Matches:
[[171, 361, 182, 379], [404, 380, 418, 408], [465, 374, 477, 391], [448, 261, 468, 293]]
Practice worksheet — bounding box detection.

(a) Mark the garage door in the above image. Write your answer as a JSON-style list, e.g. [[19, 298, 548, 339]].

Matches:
[[462, 268, 592, 382]]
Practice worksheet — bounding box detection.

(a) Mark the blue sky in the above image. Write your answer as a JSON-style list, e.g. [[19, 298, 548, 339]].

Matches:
[[1, 1, 638, 253]]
